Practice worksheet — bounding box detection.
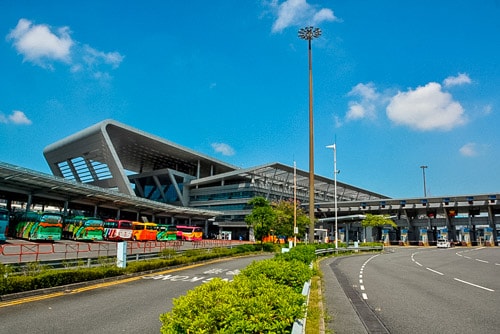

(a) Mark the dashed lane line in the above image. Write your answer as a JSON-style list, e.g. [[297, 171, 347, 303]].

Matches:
[[453, 278, 494, 292]]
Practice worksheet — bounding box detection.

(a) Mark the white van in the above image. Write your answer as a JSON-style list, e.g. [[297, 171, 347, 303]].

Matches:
[[437, 239, 451, 248]]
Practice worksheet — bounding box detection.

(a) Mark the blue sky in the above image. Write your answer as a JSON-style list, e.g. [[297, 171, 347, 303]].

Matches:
[[1, 0, 499, 199]]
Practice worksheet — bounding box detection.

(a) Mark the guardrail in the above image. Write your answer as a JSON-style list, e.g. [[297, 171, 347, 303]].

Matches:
[[314, 245, 384, 255], [0, 239, 249, 264]]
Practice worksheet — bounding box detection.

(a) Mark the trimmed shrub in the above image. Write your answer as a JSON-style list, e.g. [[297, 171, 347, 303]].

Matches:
[[275, 244, 316, 264], [241, 258, 312, 293], [0, 243, 266, 296], [160, 275, 305, 333]]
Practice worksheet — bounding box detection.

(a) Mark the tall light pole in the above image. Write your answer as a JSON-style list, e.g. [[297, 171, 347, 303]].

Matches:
[[298, 26, 322, 243], [326, 143, 338, 249], [420, 165, 428, 197]]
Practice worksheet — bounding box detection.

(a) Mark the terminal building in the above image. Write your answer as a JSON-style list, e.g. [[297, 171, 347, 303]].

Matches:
[[1, 119, 498, 245], [42, 119, 386, 241]]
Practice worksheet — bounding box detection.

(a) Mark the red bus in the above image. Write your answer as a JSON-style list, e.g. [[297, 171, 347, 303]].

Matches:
[[103, 219, 133, 241]]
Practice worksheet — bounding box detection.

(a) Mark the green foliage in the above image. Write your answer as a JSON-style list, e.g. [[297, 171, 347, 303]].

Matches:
[[245, 197, 277, 242], [23, 261, 51, 275], [275, 244, 316, 265], [261, 242, 281, 252], [232, 243, 260, 254], [241, 258, 312, 293], [160, 248, 177, 259], [210, 247, 231, 256], [0, 244, 266, 296], [160, 275, 305, 333], [160, 243, 315, 333], [272, 200, 309, 240], [362, 214, 397, 228], [2, 266, 126, 295], [183, 249, 203, 258]]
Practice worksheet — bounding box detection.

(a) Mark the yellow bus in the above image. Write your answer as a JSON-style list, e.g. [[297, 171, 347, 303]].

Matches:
[[132, 221, 158, 241], [176, 225, 203, 241]]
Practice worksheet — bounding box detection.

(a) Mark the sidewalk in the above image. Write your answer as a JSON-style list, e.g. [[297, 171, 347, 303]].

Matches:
[[320, 257, 368, 334]]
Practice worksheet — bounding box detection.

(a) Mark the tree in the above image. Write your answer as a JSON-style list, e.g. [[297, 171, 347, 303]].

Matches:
[[245, 197, 276, 243], [361, 214, 397, 241], [272, 199, 309, 242]]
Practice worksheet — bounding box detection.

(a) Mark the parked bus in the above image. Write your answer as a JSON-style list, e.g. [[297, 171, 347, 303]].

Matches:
[[63, 216, 104, 241], [103, 219, 133, 241], [132, 221, 158, 241], [0, 208, 9, 242], [11, 211, 63, 241], [176, 225, 203, 241], [156, 224, 178, 241]]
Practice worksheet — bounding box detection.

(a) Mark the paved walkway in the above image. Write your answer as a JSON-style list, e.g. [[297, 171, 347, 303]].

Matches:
[[320, 257, 368, 334]]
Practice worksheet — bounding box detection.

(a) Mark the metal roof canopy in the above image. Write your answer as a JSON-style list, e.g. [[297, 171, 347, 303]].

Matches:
[[190, 162, 388, 202], [314, 194, 499, 217], [43, 119, 237, 196], [0, 161, 221, 219]]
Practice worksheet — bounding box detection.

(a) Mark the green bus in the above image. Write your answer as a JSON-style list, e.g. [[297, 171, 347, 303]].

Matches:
[[0, 208, 9, 242], [63, 216, 104, 241], [156, 224, 178, 241], [11, 211, 63, 241]]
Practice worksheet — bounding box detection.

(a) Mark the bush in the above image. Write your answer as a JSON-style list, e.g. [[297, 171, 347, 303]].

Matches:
[[275, 244, 316, 264], [241, 258, 312, 293], [232, 243, 259, 254], [0, 243, 266, 296], [160, 275, 305, 333]]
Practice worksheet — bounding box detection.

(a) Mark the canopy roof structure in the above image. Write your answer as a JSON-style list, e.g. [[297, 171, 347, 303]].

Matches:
[[43, 119, 388, 209], [0, 161, 221, 219]]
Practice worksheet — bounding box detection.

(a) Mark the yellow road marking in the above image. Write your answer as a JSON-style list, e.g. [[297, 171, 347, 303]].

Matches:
[[0, 257, 232, 308]]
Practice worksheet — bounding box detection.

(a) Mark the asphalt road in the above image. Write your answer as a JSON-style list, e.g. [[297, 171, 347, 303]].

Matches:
[[322, 247, 500, 334], [0, 254, 272, 334]]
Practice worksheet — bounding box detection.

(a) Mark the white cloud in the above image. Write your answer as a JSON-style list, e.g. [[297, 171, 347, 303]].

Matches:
[[0, 110, 32, 125], [6, 18, 123, 77], [345, 83, 379, 120], [82, 45, 124, 69], [269, 0, 338, 33], [386, 82, 467, 131], [6, 18, 73, 68], [211, 142, 235, 156], [443, 73, 471, 88], [459, 142, 478, 157]]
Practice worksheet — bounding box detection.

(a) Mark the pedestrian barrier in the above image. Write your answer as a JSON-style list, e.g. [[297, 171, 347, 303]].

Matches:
[[0, 240, 186, 264], [1, 243, 56, 262]]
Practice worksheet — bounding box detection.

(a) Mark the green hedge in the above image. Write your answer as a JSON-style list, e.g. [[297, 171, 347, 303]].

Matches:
[[275, 244, 316, 264], [0, 266, 125, 295], [160, 276, 306, 333], [0, 244, 264, 296], [160, 244, 316, 333], [241, 258, 312, 293]]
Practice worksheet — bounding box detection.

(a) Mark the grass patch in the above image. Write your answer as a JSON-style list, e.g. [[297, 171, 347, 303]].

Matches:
[[306, 260, 332, 334]]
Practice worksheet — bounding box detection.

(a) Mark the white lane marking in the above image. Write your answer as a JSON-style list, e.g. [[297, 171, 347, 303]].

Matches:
[[426, 267, 444, 275], [475, 259, 489, 263], [454, 278, 494, 292], [411, 252, 423, 266], [356, 254, 380, 302]]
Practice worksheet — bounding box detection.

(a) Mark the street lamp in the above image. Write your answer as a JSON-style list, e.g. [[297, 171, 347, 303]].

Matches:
[[326, 143, 339, 249], [298, 26, 322, 244], [420, 165, 428, 197]]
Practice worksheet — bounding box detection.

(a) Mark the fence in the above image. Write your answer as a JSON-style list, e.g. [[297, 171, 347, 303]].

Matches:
[[0, 239, 249, 264]]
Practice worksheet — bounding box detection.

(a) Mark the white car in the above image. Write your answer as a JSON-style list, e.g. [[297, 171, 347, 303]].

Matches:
[[437, 239, 451, 248]]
